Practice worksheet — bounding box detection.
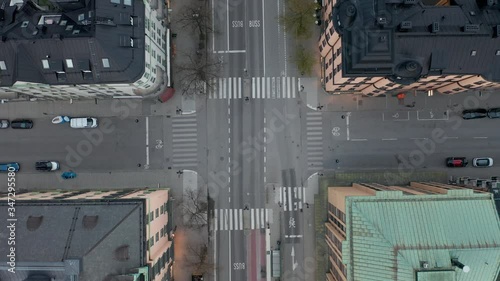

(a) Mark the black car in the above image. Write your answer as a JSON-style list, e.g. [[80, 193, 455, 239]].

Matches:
[[35, 161, 60, 171], [11, 119, 33, 129], [462, 109, 487, 120], [487, 108, 500, 119]]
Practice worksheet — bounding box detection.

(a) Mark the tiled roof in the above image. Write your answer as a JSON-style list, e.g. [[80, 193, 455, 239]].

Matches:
[[332, 0, 500, 85], [0, 0, 145, 86], [342, 189, 500, 281]]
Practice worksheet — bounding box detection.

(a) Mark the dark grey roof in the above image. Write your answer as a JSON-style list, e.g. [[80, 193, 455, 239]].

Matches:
[[0, 200, 145, 281], [0, 0, 145, 86], [332, 0, 500, 84]]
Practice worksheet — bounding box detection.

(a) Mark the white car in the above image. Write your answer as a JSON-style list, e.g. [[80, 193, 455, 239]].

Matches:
[[70, 117, 98, 128], [472, 157, 493, 167]]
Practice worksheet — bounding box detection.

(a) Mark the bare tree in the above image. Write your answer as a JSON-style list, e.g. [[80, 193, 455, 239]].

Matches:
[[178, 187, 208, 228], [186, 243, 218, 277], [293, 45, 316, 75], [174, 2, 215, 37], [175, 51, 222, 96], [278, 0, 319, 39]]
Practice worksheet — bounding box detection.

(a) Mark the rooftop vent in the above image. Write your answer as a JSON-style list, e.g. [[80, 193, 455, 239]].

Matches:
[[26, 216, 43, 231], [82, 215, 98, 229], [377, 17, 387, 25], [430, 22, 439, 33], [451, 258, 470, 273], [399, 21, 412, 31], [464, 24, 480, 32], [420, 261, 430, 269]]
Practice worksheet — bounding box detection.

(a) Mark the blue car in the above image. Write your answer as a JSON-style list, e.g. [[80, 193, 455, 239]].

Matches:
[[0, 162, 20, 172]]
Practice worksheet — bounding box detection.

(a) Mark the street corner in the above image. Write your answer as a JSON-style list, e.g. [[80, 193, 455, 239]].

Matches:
[[382, 111, 410, 121], [417, 109, 449, 121]]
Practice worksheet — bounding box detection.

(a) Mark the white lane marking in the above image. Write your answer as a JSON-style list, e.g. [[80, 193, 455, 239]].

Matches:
[[219, 78, 224, 99], [288, 187, 292, 211], [346, 114, 350, 141], [411, 138, 428, 140], [351, 138, 368, 141], [228, 78, 232, 99], [292, 77, 296, 98], [261, 209, 265, 228], [279, 188, 282, 206], [228, 225, 232, 281], [223, 78, 227, 99], [444, 136, 459, 139], [252, 77, 256, 98], [214, 209, 218, 231], [262, 0, 266, 76], [238, 77, 242, 99], [303, 188, 306, 203], [285, 234, 303, 238], [226, 0, 229, 51], [257, 77, 261, 99], [251, 208, 255, 229], [382, 138, 398, 141], [239, 209, 243, 230], [229, 208, 233, 230], [216, 50, 246, 53], [214, 213, 217, 281], [297, 187, 302, 200], [473, 137, 488, 139], [267, 77, 271, 99]]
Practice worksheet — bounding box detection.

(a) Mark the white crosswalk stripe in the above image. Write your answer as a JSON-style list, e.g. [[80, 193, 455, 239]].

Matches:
[[208, 77, 298, 99], [277, 187, 307, 211], [306, 112, 323, 171], [214, 208, 271, 231], [171, 114, 198, 168]]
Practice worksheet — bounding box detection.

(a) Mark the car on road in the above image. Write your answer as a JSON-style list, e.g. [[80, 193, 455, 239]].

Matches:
[[11, 119, 33, 129], [446, 157, 468, 167], [35, 161, 60, 171], [487, 108, 500, 119], [0, 119, 9, 128], [473, 157, 493, 167], [0, 162, 20, 172], [70, 117, 98, 128], [462, 109, 487, 119]]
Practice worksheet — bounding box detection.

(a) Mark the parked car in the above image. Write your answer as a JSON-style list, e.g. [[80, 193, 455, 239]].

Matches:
[[487, 108, 500, 119], [11, 119, 33, 129], [35, 161, 60, 171], [473, 157, 494, 167], [70, 117, 98, 128], [0, 119, 9, 128], [0, 162, 20, 172], [462, 109, 487, 119], [446, 157, 468, 167]]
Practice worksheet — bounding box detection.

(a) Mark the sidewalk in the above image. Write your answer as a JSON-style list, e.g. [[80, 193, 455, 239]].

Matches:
[[0, 99, 146, 119], [313, 90, 500, 112], [7, 170, 172, 191]]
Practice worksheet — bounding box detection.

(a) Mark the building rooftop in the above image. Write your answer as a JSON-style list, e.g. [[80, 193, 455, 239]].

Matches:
[[0, 0, 145, 86], [332, 0, 500, 84], [0, 199, 146, 281], [342, 189, 500, 281]]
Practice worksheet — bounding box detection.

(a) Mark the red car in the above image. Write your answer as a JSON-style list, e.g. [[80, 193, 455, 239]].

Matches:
[[446, 157, 468, 167]]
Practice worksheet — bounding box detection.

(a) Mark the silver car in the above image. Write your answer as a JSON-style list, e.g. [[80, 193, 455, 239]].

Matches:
[[0, 119, 9, 128], [472, 157, 493, 167]]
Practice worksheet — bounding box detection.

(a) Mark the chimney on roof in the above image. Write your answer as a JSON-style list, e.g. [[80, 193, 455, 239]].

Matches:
[[451, 258, 470, 273]]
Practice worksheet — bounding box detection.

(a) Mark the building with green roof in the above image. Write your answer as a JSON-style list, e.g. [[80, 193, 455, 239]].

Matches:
[[326, 182, 500, 281]]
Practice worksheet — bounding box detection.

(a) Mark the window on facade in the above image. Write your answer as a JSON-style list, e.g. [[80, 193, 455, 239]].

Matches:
[[0, 61, 6, 70], [65, 59, 74, 68], [78, 13, 85, 21], [160, 205, 164, 214], [124, 0, 132, 5], [156, 208, 159, 218], [111, 0, 120, 3], [156, 232, 159, 242]]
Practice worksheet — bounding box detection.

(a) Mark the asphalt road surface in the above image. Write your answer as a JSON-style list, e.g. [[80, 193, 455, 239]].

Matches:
[[0, 116, 164, 172]]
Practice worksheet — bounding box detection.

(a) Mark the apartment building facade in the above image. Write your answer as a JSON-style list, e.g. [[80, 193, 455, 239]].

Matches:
[[319, 0, 500, 96], [0, 0, 170, 100], [0, 188, 174, 281], [326, 182, 500, 281]]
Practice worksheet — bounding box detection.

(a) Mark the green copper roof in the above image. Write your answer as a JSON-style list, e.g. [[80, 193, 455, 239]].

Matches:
[[342, 189, 500, 281]]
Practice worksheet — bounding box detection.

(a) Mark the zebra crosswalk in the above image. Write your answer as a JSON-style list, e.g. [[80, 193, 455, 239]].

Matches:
[[276, 187, 306, 211], [306, 112, 323, 171], [214, 208, 271, 231], [208, 77, 298, 99], [171, 114, 198, 169]]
